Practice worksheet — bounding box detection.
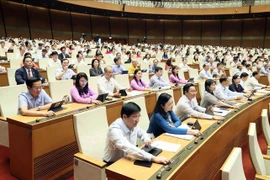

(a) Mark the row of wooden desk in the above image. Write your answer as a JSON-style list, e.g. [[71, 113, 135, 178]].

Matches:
[[6, 86, 182, 180], [106, 91, 270, 180], [6, 86, 270, 180]]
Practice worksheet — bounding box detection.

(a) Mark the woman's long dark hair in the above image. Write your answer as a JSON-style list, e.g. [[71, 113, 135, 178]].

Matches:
[[133, 69, 144, 87], [172, 65, 179, 79], [205, 79, 215, 95], [91, 59, 99, 68], [232, 74, 239, 85], [154, 93, 172, 119], [75, 72, 89, 96]]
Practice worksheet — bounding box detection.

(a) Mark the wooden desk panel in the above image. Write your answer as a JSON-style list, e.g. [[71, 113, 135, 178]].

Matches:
[[184, 71, 189, 80], [0, 72, 8, 86], [259, 75, 269, 85], [0, 62, 10, 69], [188, 64, 199, 70]]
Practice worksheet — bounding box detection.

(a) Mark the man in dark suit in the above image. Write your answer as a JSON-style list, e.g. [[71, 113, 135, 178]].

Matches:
[[15, 56, 46, 85], [58, 46, 70, 62]]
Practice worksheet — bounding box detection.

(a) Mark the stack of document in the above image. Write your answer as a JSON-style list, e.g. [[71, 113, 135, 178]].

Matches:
[[127, 91, 144, 96], [165, 133, 194, 140], [212, 108, 231, 116], [151, 140, 181, 152]]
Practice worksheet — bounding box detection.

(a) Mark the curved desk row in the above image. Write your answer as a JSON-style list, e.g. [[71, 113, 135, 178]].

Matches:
[[106, 90, 270, 180], [7, 86, 183, 180]]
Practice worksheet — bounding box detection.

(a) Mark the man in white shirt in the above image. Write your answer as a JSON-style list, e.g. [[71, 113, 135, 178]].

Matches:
[[36, 49, 48, 62], [212, 62, 225, 78], [178, 58, 190, 72], [0, 41, 7, 52], [233, 65, 243, 76], [97, 66, 124, 97], [242, 64, 253, 77], [259, 63, 270, 75], [16, 46, 26, 61], [174, 83, 224, 120], [55, 59, 76, 80], [240, 72, 249, 89], [214, 76, 243, 101], [244, 71, 267, 90], [72, 53, 86, 68], [198, 64, 212, 80], [103, 102, 170, 165]]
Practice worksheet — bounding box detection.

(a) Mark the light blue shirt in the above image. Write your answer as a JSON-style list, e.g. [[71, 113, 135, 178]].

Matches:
[[260, 66, 270, 74], [55, 68, 76, 80], [149, 65, 157, 73], [112, 64, 125, 74], [149, 74, 169, 87], [214, 84, 243, 101], [18, 89, 52, 111]]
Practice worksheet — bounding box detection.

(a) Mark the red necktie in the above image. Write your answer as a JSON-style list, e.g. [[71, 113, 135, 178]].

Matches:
[[28, 69, 32, 78]]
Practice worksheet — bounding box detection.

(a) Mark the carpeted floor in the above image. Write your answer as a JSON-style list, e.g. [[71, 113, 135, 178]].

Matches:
[[0, 133, 267, 180]]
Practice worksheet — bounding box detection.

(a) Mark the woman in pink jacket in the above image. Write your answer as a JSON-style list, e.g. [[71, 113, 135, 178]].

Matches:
[[130, 69, 151, 91], [169, 66, 187, 84], [71, 72, 101, 104]]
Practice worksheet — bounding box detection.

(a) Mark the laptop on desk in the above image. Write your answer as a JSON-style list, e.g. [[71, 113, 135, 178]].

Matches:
[[96, 93, 109, 102], [48, 100, 65, 112]]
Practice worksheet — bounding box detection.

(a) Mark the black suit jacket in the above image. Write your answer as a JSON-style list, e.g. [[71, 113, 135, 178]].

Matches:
[[15, 67, 45, 85], [58, 53, 71, 62]]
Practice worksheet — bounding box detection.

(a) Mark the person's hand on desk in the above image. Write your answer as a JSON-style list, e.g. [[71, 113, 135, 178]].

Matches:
[[187, 129, 201, 136], [113, 92, 121, 98], [144, 138, 152, 147], [212, 115, 224, 120], [91, 99, 102, 105], [144, 87, 152, 91], [151, 156, 171, 165], [43, 110, 55, 117], [127, 88, 132, 92], [236, 96, 242, 100]]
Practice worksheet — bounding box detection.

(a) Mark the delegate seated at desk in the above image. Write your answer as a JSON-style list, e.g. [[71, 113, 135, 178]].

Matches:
[[244, 71, 267, 90], [70, 72, 101, 104], [15, 56, 46, 85], [55, 58, 76, 80], [149, 67, 169, 87], [103, 102, 170, 165], [214, 76, 243, 101], [18, 77, 55, 117], [200, 79, 235, 110], [147, 93, 200, 138], [198, 64, 213, 80], [97, 66, 124, 97], [174, 83, 223, 120]]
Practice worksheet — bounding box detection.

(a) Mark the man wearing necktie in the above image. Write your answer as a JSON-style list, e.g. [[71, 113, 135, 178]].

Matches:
[[15, 56, 46, 85]]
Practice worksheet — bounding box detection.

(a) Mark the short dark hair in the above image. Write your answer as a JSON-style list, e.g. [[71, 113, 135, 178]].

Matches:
[[252, 71, 259, 77], [121, 102, 141, 118], [155, 66, 163, 73], [113, 57, 121, 64], [23, 56, 32, 63], [246, 64, 251, 68], [26, 77, 41, 88], [240, 72, 249, 78], [154, 93, 172, 118], [51, 51, 58, 56], [216, 62, 222, 67], [219, 76, 228, 83], [60, 46, 66, 51], [42, 49, 47, 53], [62, 58, 69, 63], [183, 83, 195, 95]]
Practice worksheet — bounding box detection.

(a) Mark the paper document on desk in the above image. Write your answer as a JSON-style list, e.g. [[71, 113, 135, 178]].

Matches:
[[257, 89, 269, 93], [165, 133, 194, 140], [127, 91, 144, 96], [213, 108, 231, 116], [151, 140, 181, 152]]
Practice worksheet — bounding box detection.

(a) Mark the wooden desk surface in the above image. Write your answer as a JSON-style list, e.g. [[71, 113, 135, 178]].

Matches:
[[106, 119, 215, 180], [259, 75, 269, 85], [8, 103, 92, 128], [105, 93, 270, 180], [0, 61, 10, 69]]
